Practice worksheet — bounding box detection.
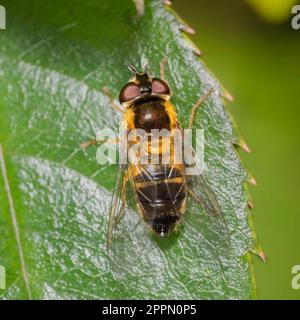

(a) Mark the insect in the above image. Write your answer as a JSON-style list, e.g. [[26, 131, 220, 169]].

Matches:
[[81, 59, 229, 256]]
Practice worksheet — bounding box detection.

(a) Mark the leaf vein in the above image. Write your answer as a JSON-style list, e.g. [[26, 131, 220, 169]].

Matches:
[[0, 144, 32, 299]]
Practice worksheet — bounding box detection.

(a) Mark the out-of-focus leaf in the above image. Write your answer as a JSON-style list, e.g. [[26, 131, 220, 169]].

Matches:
[[247, 0, 297, 23]]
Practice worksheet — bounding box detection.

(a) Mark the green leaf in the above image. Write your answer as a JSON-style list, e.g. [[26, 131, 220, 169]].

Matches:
[[0, 0, 257, 299]]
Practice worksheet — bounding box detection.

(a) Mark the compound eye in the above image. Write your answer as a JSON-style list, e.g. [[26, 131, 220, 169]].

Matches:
[[119, 82, 140, 103], [151, 78, 170, 95]]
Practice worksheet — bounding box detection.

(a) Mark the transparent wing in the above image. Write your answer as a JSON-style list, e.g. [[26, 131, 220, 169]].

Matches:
[[163, 162, 186, 217], [178, 122, 231, 258], [185, 165, 231, 257], [106, 164, 127, 260], [106, 164, 149, 271]]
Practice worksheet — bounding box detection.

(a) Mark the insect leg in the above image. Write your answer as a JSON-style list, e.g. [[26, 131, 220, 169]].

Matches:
[[114, 204, 125, 227], [187, 187, 205, 205], [188, 88, 214, 129], [102, 86, 124, 113], [186, 187, 217, 216], [80, 138, 119, 149], [114, 172, 128, 226], [160, 57, 168, 80]]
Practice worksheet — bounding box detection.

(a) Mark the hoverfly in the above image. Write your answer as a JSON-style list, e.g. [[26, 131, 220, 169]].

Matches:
[[81, 60, 229, 258]]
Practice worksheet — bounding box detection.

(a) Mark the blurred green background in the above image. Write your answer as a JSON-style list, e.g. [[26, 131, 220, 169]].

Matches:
[[173, 0, 300, 299]]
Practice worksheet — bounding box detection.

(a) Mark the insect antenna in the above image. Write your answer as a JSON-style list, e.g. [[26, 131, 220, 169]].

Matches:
[[143, 61, 149, 74], [127, 64, 137, 74]]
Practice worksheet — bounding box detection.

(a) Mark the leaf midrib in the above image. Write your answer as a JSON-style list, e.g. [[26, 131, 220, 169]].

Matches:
[[0, 144, 32, 299]]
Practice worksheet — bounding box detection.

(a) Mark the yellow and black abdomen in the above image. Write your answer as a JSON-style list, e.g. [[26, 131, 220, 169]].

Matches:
[[133, 164, 186, 236], [127, 99, 186, 236]]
